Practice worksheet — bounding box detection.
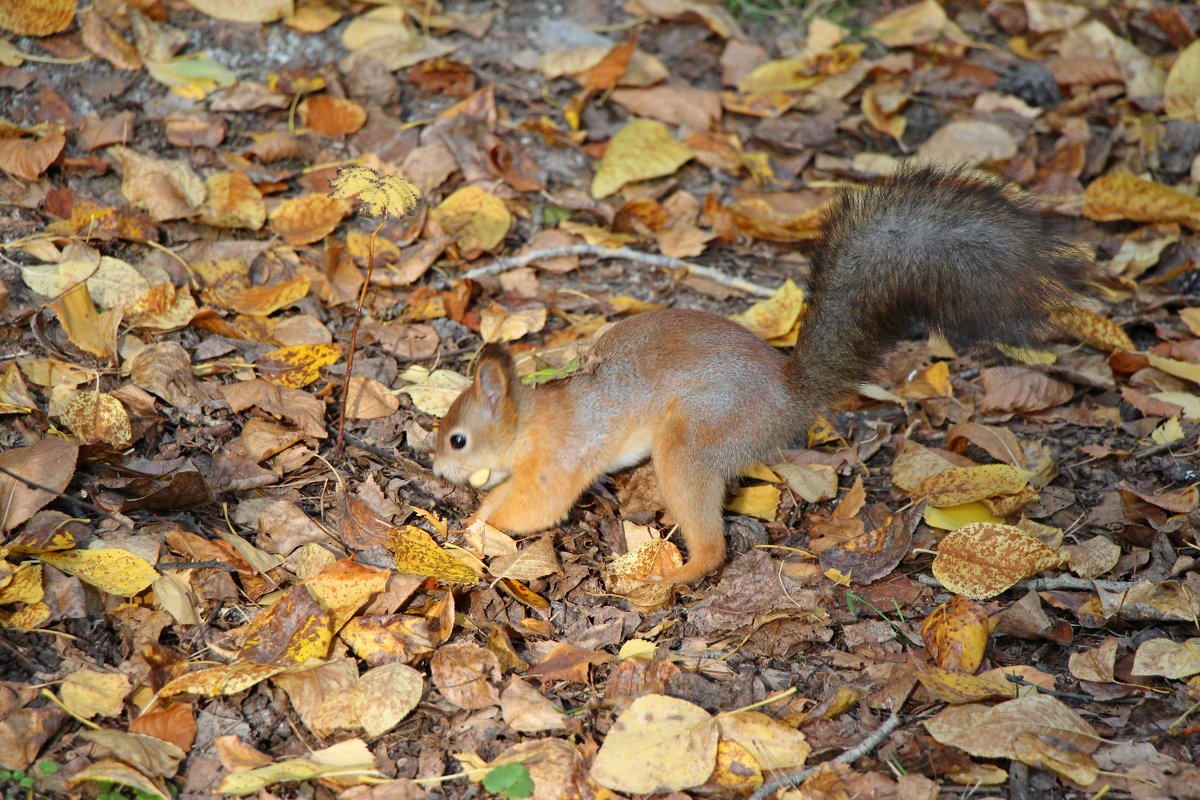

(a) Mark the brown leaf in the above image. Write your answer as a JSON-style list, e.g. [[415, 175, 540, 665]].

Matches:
[[269, 194, 349, 245], [0, 130, 65, 181], [80, 10, 142, 70], [299, 95, 368, 138], [924, 694, 1100, 759], [430, 642, 501, 709], [525, 642, 613, 684], [0, 438, 79, 532], [979, 368, 1073, 414]]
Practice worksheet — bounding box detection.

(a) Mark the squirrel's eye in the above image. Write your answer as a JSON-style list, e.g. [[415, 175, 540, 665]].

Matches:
[[449, 433, 467, 450]]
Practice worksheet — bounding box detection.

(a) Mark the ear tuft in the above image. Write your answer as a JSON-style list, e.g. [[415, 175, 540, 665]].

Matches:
[[473, 344, 516, 409]]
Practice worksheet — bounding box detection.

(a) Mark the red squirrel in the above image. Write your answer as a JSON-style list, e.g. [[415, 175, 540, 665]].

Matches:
[[432, 166, 1090, 584]]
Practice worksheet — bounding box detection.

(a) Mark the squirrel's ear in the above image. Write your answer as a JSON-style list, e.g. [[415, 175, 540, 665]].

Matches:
[[473, 344, 516, 410]]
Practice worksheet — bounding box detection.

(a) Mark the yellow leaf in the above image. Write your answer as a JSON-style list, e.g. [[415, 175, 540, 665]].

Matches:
[[1151, 417, 1184, 445], [0, 0, 75, 36], [716, 711, 810, 771], [921, 595, 989, 673], [725, 484, 780, 520], [70, 760, 169, 800], [923, 502, 1002, 531], [218, 741, 378, 795], [1053, 306, 1134, 352], [1150, 391, 1200, 419], [203, 276, 311, 316], [730, 279, 805, 339], [592, 119, 693, 199], [268, 193, 348, 246], [159, 661, 286, 698], [50, 283, 118, 359], [1148, 354, 1200, 385], [918, 464, 1033, 507], [200, 171, 266, 229], [304, 560, 390, 631], [995, 344, 1057, 365], [328, 164, 422, 219], [1082, 173, 1200, 230], [478, 303, 547, 344], [617, 639, 656, 660], [866, 0, 947, 46], [352, 662, 424, 737], [60, 391, 132, 448], [1164, 40, 1200, 120], [60, 668, 131, 719], [388, 524, 479, 584], [42, 548, 159, 596], [256, 343, 342, 388], [932, 522, 1066, 600], [737, 59, 823, 93], [398, 366, 471, 417], [431, 185, 511, 255], [590, 694, 717, 793]]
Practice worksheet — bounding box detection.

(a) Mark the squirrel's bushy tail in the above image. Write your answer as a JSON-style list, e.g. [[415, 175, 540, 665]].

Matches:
[[789, 165, 1090, 420]]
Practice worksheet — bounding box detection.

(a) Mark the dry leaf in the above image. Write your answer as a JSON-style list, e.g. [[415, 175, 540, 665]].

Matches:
[[932, 522, 1066, 600], [590, 694, 717, 793], [592, 119, 694, 199], [430, 185, 511, 256], [1083, 173, 1200, 229], [921, 595, 989, 673], [269, 194, 349, 246], [430, 642, 501, 709]]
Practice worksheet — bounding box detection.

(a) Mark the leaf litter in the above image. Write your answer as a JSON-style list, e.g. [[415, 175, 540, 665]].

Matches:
[[0, 0, 1197, 799]]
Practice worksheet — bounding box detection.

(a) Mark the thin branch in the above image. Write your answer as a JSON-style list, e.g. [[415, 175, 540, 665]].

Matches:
[[463, 244, 776, 298], [748, 711, 903, 800], [338, 214, 388, 461], [916, 573, 1136, 593]]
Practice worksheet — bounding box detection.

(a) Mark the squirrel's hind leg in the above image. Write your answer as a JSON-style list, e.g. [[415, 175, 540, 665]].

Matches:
[[650, 436, 728, 584]]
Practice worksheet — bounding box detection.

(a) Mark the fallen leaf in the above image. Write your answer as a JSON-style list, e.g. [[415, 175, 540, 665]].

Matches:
[[592, 119, 694, 199], [42, 547, 159, 596], [0, 438, 79, 532], [1131, 637, 1200, 680], [269, 194, 349, 246], [60, 391, 132, 449], [590, 694, 717, 793], [387, 524, 479, 584], [924, 693, 1101, 760], [60, 668, 131, 719], [1083, 173, 1200, 229], [352, 662, 424, 737], [921, 595, 989, 673], [1069, 637, 1118, 683], [430, 185, 512, 256], [431, 642, 500, 709], [932, 522, 1066, 600]]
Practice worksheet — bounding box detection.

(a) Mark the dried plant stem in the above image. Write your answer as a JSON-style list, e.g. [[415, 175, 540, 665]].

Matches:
[[463, 244, 776, 298], [748, 711, 902, 800], [337, 215, 387, 461]]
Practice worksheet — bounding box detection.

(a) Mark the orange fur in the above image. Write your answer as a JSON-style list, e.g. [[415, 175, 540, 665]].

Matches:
[[432, 166, 1090, 584]]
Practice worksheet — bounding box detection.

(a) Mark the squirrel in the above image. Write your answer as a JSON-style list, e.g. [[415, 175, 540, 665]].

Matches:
[[432, 166, 1090, 584]]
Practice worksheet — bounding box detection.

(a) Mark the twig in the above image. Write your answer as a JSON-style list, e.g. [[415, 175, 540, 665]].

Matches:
[[916, 574, 1136, 593], [463, 244, 776, 298], [0, 460, 133, 531], [748, 711, 902, 800], [157, 560, 237, 572], [337, 214, 388, 461]]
